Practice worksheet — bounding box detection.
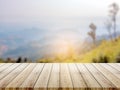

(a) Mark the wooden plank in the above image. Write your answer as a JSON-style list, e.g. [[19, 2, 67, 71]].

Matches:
[[93, 63, 120, 88], [60, 63, 73, 90], [68, 63, 86, 89], [0, 63, 6, 73], [101, 63, 120, 80], [76, 63, 101, 89], [85, 64, 116, 89], [0, 63, 19, 80], [109, 63, 120, 72], [6, 63, 36, 89], [0, 63, 118, 90], [34, 63, 52, 90], [117, 63, 120, 66], [0, 63, 13, 75], [0, 63, 5, 68], [48, 63, 60, 90], [20, 63, 44, 89], [0, 63, 28, 88]]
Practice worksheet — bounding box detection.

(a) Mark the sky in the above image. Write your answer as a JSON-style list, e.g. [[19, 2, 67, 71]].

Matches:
[[0, 0, 120, 18], [0, 0, 120, 33]]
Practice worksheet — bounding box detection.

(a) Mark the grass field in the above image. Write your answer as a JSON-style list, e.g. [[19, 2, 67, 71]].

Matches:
[[38, 37, 120, 63]]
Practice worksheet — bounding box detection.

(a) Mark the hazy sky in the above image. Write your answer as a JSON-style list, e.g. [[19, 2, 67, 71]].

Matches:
[[0, 0, 120, 19], [0, 0, 120, 39]]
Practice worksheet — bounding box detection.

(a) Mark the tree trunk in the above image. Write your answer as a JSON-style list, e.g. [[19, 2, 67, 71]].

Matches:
[[114, 16, 116, 39], [108, 29, 113, 41]]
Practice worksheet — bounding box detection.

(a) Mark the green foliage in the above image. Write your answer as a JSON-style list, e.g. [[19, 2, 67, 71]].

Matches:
[[0, 58, 4, 63], [115, 53, 120, 63], [37, 37, 120, 63], [81, 38, 120, 63], [116, 57, 120, 63], [92, 55, 109, 63]]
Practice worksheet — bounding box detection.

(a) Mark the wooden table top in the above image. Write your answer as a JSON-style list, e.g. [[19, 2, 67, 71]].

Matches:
[[0, 63, 120, 90]]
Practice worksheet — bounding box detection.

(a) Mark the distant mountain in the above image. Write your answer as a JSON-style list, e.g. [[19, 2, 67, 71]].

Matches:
[[3, 36, 82, 61], [0, 26, 82, 60], [0, 27, 47, 57], [1, 26, 120, 61]]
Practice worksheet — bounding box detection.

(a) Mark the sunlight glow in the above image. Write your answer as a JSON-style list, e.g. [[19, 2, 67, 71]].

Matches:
[[51, 34, 77, 57]]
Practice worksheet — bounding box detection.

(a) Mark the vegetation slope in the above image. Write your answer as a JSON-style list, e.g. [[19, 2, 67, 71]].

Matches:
[[37, 37, 120, 63]]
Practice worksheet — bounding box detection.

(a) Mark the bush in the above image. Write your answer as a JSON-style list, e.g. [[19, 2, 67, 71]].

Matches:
[[92, 55, 109, 63], [115, 53, 120, 63], [0, 58, 4, 63], [92, 58, 97, 63], [116, 57, 120, 63]]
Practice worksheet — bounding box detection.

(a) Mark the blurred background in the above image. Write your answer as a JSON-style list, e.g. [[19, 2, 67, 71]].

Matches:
[[0, 0, 120, 63]]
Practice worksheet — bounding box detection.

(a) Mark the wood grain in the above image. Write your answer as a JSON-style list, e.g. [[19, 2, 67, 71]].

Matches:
[[0, 63, 119, 90]]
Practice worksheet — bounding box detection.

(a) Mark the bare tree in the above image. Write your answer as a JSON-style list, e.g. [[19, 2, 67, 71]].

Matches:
[[109, 2, 119, 39], [104, 19, 113, 41], [88, 23, 97, 46]]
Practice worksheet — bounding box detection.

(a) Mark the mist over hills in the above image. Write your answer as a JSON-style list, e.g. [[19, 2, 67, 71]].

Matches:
[[3, 36, 82, 60], [0, 27, 82, 60], [0, 24, 120, 61], [0, 27, 46, 58]]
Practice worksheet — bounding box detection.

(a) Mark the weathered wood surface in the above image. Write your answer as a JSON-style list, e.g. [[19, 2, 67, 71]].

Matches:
[[0, 63, 119, 90]]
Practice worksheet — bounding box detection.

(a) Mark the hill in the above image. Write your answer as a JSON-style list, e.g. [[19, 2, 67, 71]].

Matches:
[[79, 38, 120, 63], [37, 37, 120, 63]]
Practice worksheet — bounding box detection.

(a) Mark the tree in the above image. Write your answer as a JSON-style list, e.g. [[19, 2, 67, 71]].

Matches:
[[109, 3, 119, 39], [16, 57, 22, 63], [24, 57, 28, 62], [104, 19, 113, 41], [88, 23, 97, 46]]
